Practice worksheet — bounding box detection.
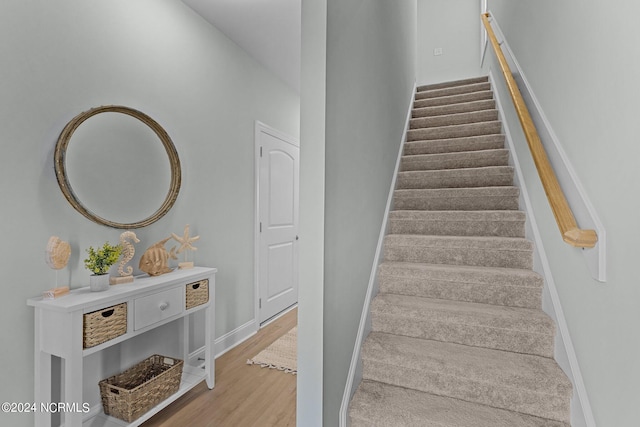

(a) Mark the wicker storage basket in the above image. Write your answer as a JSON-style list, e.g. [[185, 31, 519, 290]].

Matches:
[[83, 303, 127, 349], [185, 279, 209, 310], [99, 354, 183, 423]]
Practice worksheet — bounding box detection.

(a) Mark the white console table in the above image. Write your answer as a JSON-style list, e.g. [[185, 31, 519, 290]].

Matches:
[[28, 267, 216, 427]]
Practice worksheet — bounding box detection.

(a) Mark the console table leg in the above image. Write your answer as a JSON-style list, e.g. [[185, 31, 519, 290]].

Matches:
[[205, 304, 215, 389], [34, 351, 52, 427], [34, 309, 52, 427], [62, 312, 84, 427], [59, 353, 83, 427]]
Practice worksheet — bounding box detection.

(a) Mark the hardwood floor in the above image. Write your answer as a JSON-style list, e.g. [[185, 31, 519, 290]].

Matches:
[[142, 308, 297, 427]]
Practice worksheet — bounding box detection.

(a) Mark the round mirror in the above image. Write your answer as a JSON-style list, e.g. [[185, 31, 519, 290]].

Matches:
[[54, 106, 181, 229]]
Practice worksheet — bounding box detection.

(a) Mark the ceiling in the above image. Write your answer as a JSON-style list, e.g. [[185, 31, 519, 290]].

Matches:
[[183, 0, 301, 93]]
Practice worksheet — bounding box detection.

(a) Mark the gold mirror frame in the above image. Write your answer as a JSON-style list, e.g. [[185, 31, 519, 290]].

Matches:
[[54, 105, 181, 229]]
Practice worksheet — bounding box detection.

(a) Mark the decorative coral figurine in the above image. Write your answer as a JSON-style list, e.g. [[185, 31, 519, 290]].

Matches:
[[45, 236, 71, 270], [44, 236, 71, 298]]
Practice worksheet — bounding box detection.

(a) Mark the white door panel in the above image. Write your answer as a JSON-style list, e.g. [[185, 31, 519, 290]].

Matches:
[[266, 241, 294, 301], [268, 150, 295, 226]]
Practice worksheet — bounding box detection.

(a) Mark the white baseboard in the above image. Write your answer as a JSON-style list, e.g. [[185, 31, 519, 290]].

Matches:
[[260, 303, 298, 328], [214, 318, 258, 359], [83, 404, 103, 423], [338, 81, 417, 427], [188, 347, 206, 368], [489, 69, 596, 427]]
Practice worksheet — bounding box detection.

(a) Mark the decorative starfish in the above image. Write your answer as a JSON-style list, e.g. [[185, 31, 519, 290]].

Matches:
[[172, 224, 200, 255]]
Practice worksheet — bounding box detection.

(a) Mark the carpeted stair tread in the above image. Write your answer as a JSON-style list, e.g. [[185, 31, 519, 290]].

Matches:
[[410, 109, 499, 130], [400, 149, 509, 171], [361, 332, 572, 423], [397, 166, 514, 189], [417, 76, 489, 92], [370, 293, 555, 356], [388, 209, 525, 237], [414, 90, 494, 109], [412, 98, 496, 118], [384, 234, 533, 269], [415, 82, 492, 100], [378, 262, 543, 308], [407, 121, 502, 142], [349, 76, 572, 425], [393, 186, 520, 211], [350, 380, 570, 427], [403, 134, 505, 156]]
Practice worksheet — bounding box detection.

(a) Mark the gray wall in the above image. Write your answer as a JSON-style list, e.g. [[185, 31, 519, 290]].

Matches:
[[417, 0, 482, 85], [298, 0, 327, 424], [486, 1, 640, 425], [323, 1, 416, 425], [0, 1, 299, 425]]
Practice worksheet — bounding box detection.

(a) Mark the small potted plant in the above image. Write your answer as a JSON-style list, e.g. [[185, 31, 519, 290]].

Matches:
[[84, 242, 122, 292]]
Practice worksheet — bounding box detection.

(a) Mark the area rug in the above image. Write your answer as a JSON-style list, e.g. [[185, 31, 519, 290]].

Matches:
[[247, 326, 297, 375]]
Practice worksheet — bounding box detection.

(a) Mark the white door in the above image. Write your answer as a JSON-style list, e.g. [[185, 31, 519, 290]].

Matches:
[[255, 122, 299, 324]]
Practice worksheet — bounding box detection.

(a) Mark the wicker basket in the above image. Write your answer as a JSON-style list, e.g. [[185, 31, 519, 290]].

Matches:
[[99, 355, 183, 423], [83, 303, 127, 349], [185, 279, 209, 310]]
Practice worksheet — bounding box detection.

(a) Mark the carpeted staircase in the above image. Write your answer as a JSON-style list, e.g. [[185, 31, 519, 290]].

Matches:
[[348, 76, 573, 426]]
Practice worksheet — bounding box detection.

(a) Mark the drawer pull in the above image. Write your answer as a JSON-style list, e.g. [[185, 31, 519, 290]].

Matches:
[[101, 309, 115, 318], [159, 302, 169, 311], [192, 283, 200, 290]]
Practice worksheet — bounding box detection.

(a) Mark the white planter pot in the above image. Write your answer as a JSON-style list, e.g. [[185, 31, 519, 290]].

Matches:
[[89, 274, 110, 292]]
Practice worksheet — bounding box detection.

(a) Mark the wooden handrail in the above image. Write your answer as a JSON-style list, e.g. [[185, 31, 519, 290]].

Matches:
[[481, 13, 597, 248]]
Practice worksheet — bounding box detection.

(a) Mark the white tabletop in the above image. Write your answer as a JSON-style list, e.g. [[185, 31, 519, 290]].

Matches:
[[27, 266, 216, 312]]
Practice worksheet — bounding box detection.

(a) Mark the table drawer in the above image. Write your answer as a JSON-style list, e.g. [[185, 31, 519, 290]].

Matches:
[[185, 279, 209, 310], [83, 303, 127, 348], [134, 287, 183, 331]]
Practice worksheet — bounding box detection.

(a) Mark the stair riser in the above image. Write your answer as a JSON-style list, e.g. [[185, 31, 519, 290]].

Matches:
[[378, 275, 541, 308], [403, 135, 505, 156], [415, 82, 492, 100], [410, 110, 499, 130], [350, 381, 570, 427], [414, 90, 493, 109], [371, 314, 554, 357], [407, 121, 502, 141], [362, 361, 571, 423], [417, 76, 489, 92], [388, 218, 524, 237], [393, 194, 519, 211], [412, 99, 496, 118], [400, 152, 509, 172], [397, 169, 513, 189], [384, 244, 533, 269]]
